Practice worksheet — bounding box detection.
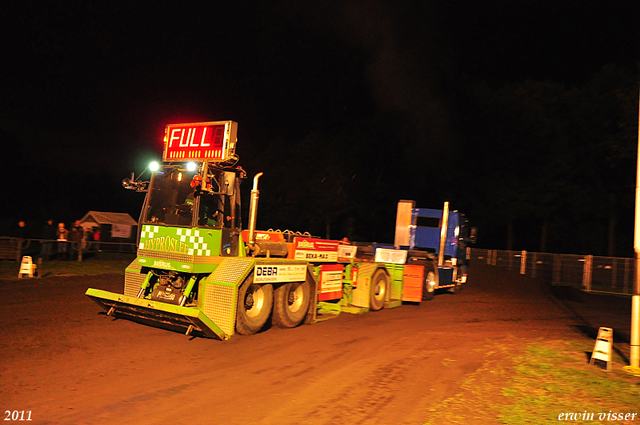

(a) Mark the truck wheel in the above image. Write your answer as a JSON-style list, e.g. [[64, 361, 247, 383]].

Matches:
[[236, 274, 273, 335], [423, 263, 438, 301], [369, 269, 388, 311], [272, 280, 311, 328]]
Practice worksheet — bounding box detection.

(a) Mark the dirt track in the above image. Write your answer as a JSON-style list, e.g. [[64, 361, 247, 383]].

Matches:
[[0, 263, 631, 425]]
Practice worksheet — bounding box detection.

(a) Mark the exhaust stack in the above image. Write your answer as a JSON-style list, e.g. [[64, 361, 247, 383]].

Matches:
[[438, 201, 450, 267], [247, 172, 264, 251]]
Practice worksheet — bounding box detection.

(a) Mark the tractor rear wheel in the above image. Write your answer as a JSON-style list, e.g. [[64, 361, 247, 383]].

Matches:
[[272, 279, 311, 328], [369, 269, 388, 311], [236, 274, 273, 335]]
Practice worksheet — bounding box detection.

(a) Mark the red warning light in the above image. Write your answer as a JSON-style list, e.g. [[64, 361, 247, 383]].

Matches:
[[162, 121, 238, 162]]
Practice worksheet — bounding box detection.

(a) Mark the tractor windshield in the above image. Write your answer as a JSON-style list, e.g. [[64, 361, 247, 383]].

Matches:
[[144, 167, 198, 226], [143, 165, 231, 229]]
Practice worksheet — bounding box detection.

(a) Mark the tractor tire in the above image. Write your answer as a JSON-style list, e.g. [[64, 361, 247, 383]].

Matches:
[[369, 269, 388, 311], [272, 279, 311, 328], [422, 262, 438, 301], [236, 274, 273, 335]]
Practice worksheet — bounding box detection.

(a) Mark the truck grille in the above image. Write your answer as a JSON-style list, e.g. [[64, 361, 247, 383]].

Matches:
[[204, 284, 236, 335], [138, 249, 191, 263], [209, 258, 254, 284], [124, 262, 144, 297], [202, 258, 254, 336]]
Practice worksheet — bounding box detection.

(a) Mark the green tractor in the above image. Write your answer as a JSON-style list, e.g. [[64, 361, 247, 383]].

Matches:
[[86, 121, 317, 339]]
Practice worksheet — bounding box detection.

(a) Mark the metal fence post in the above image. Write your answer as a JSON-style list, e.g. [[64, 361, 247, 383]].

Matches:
[[625, 258, 631, 294], [583, 255, 593, 292], [472, 247, 634, 296]]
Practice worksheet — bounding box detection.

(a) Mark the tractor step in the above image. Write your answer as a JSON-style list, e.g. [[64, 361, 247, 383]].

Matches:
[[385, 299, 402, 308]]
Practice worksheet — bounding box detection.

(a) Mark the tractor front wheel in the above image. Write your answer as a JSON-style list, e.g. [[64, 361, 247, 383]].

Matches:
[[236, 274, 273, 335]]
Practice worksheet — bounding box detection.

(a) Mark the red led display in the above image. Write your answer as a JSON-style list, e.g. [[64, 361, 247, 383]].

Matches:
[[162, 121, 237, 162]]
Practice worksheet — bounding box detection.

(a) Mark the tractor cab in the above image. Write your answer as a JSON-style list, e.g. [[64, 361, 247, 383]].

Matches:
[[141, 161, 246, 257]]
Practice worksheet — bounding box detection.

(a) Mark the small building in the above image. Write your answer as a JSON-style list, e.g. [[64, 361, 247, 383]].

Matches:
[[79, 211, 138, 243]]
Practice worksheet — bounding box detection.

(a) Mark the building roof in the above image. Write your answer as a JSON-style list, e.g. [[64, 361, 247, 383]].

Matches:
[[80, 211, 137, 226]]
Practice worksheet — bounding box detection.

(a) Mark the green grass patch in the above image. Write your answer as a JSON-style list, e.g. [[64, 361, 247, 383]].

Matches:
[[499, 340, 639, 424], [425, 338, 640, 425], [0, 252, 136, 279]]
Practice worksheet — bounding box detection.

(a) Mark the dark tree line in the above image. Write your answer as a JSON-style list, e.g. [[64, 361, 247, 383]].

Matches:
[[463, 64, 638, 256], [245, 64, 639, 256]]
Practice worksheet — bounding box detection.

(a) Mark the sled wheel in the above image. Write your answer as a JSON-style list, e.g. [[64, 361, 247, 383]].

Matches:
[[423, 262, 438, 301], [369, 269, 388, 311], [236, 274, 273, 335], [272, 279, 311, 328]]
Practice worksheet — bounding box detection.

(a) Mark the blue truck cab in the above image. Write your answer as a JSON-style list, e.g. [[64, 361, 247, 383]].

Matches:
[[411, 208, 466, 257], [393, 200, 475, 297]]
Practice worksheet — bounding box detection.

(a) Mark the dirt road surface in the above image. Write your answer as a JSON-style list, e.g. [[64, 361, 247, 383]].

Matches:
[[0, 264, 630, 425]]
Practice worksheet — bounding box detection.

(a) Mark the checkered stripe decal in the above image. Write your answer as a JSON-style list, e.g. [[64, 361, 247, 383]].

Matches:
[[139, 226, 212, 255], [139, 225, 160, 249], [177, 228, 210, 256]]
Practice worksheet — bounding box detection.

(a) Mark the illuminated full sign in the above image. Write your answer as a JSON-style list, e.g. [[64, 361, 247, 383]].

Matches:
[[163, 121, 238, 162]]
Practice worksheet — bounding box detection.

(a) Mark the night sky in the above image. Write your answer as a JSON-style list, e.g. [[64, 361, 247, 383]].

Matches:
[[2, 1, 639, 254]]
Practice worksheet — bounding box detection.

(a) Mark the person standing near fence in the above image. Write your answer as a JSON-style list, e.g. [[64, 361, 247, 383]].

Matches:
[[39, 219, 55, 260], [15, 221, 27, 261], [56, 222, 69, 260], [93, 227, 101, 252], [15, 221, 26, 239], [69, 220, 83, 260]]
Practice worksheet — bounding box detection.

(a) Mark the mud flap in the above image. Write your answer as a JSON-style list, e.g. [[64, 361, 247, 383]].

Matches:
[[437, 266, 455, 288], [85, 288, 228, 340]]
